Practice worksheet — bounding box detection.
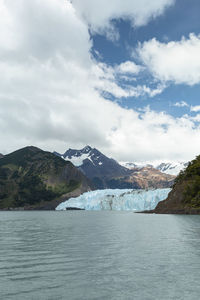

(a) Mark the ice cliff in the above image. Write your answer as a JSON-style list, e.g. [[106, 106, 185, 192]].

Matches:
[[56, 188, 171, 211]]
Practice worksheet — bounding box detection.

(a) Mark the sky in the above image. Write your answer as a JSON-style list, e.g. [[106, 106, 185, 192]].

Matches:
[[1, 0, 200, 163]]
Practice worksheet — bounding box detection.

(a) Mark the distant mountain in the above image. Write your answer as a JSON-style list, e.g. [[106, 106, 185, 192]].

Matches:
[[120, 162, 138, 169], [0, 154, 3, 159], [123, 166, 175, 189], [120, 161, 188, 176], [153, 155, 200, 214], [55, 146, 175, 189], [156, 162, 188, 175], [0, 146, 92, 210]]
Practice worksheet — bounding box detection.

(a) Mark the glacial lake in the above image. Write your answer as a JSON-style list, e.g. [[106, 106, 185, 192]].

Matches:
[[1, 211, 200, 300]]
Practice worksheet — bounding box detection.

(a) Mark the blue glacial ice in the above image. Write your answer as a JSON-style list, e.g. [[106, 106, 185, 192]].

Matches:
[[56, 188, 171, 211]]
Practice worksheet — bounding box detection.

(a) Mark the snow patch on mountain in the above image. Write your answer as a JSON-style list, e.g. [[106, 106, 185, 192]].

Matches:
[[62, 153, 92, 167], [120, 161, 188, 176], [56, 188, 171, 211], [120, 162, 153, 169], [156, 162, 188, 176], [58, 145, 107, 168], [120, 162, 138, 169]]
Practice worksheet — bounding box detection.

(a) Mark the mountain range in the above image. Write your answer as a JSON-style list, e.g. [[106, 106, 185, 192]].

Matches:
[[120, 161, 188, 176], [54, 146, 175, 189], [0, 144, 194, 212]]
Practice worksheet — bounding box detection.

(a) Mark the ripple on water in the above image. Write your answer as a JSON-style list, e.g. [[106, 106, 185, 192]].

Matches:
[[1, 211, 200, 300]]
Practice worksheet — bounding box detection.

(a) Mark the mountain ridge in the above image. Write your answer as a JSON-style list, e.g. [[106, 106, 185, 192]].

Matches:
[[120, 161, 188, 176], [55, 146, 175, 189]]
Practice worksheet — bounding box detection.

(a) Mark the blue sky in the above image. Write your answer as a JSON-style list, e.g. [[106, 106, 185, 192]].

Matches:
[[91, 0, 200, 118], [1, 0, 200, 162]]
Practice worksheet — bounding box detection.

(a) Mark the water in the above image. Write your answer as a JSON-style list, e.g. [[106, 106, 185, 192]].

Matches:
[[1, 211, 200, 300]]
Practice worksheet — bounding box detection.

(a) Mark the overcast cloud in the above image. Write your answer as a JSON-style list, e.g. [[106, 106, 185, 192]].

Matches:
[[1, 0, 200, 163]]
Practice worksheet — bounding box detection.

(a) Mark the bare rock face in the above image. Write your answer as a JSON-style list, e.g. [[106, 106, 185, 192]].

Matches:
[[124, 166, 175, 189], [153, 155, 200, 214], [0, 146, 93, 210]]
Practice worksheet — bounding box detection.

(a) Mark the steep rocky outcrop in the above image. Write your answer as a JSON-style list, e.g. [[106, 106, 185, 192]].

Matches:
[[152, 155, 200, 214], [0, 146, 92, 210]]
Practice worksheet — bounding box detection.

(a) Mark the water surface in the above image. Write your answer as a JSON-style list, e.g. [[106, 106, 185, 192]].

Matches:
[[1, 211, 200, 299]]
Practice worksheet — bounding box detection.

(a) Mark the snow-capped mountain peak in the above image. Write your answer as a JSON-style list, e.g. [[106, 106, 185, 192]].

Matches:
[[155, 162, 188, 176], [82, 145, 92, 153], [54, 146, 129, 189], [55, 145, 113, 168], [60, 146, 94, 167], [120, 162, 138, 169], [120, 161, 188, 176]]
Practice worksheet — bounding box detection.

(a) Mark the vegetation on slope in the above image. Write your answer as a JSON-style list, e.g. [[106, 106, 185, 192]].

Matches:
[[154, 155, 200, 213], [0, 146, 90, 209], [173, 155, 200, 208]]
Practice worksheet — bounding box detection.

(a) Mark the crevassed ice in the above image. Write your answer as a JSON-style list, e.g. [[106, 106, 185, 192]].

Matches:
[[56, 188, 171, 211]]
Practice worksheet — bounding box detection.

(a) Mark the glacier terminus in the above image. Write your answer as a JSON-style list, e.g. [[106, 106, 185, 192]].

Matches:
[[56, 188, 171, 211]]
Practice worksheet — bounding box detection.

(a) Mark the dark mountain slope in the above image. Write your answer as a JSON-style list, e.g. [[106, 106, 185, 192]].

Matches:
[[0, 146, 92, 210]]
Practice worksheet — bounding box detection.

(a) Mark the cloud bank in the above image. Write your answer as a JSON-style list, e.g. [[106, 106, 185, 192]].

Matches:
[[1, 0, 200, 163]]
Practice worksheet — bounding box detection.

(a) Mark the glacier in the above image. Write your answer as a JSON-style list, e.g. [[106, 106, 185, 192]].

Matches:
[[56, 188, 171, 211]]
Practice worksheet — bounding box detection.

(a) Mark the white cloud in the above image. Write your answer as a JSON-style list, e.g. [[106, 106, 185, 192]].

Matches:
[[190, 114, 200, 122], [92, 62, 164, 98], [190, 105, 200, 112], [72, 0, 175, 40], [173, 101, 189, 108], [1, 0, 200, 163], [138, 33, 200, 85], [107, 109, 200, 162], [117, 61, 142, 74]]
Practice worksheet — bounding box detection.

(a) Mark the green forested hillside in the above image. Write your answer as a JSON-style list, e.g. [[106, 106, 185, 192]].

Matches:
[[0, 146, 91, 209], [154, 155, 200, 214]]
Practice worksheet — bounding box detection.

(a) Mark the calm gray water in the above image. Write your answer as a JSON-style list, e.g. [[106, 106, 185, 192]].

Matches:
[[1, 212, 200, 300]]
